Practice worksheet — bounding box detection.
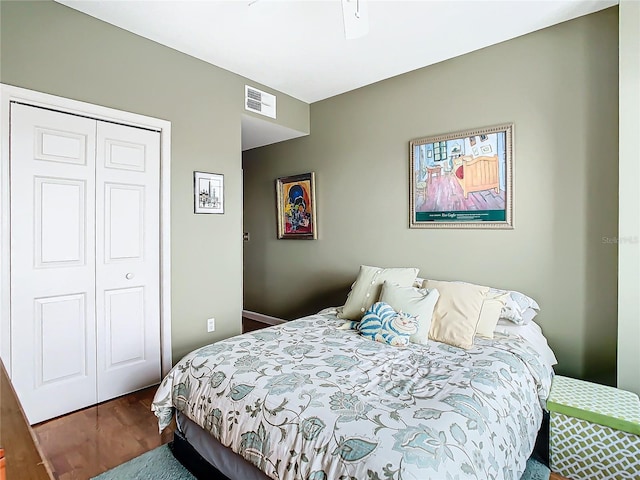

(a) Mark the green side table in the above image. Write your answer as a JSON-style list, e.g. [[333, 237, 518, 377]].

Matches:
[[548, 375, 640, 479]]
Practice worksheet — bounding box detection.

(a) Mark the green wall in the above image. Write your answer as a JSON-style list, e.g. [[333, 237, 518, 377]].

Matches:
[[243, 8, 619, 382], [0, 0, 309, 363]]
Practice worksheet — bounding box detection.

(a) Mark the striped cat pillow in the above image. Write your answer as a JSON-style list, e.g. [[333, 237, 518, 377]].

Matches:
[[357, 302, 418, 347]]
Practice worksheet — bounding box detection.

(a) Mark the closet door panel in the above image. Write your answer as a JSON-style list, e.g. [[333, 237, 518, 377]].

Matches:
[[95, 121, 161, 402], [104, 183, 144, 260], [35, 177, 86, 266], [36, 294, 87, 384], [10, 104, 98, 424], [104, 287, 145, 367]]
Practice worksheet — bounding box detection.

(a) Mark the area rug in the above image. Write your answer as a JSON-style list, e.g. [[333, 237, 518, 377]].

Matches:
[[92, 443, 550, 480], [91, 444, 195, 480], [522, 457, 552, 480]]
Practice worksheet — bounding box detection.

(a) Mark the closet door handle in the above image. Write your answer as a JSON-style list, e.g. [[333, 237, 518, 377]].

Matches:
[[125, 273, 134, 280]]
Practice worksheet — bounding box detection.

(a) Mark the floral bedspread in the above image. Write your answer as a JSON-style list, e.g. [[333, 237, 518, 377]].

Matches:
[[152, 313, 553, 480]]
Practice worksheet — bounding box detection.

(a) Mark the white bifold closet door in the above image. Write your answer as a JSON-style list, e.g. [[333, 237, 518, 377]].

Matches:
[[10, 103, 161, 424]]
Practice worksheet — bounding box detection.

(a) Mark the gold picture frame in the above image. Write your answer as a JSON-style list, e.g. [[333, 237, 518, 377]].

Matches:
[[410, 123, 513, 229], [275, 172, 317, 239]]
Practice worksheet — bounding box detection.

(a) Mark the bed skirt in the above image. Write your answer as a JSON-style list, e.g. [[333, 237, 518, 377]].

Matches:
[[173, 411, 271, 480]]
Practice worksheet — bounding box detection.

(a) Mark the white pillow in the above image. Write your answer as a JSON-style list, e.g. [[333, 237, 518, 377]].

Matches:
[[379, 281, 440, 345], [497, 289, 540, 325], [338, 265, 419, 320], [519, 308, 538, 325], [476, 291, 509, 339]]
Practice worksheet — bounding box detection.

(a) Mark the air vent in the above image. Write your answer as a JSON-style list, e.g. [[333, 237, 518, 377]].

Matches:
[[245, 85, 276, 119]]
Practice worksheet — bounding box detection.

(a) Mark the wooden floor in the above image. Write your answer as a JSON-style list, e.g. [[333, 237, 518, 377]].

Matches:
[[0, 361, 52, 480], [32, 386, 175, 480]]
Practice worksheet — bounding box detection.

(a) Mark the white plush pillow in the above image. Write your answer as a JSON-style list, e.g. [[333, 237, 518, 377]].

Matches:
[[379, 281, 440, 345], [338, 265, 419, 320], [423, 279, 489, 349], [519, 308, 538, 325], [475, 291, 509, 339], [496, 289, 540, 325]]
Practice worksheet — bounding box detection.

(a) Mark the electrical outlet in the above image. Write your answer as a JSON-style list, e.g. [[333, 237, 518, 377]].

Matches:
[[207, 318, 215, 332]]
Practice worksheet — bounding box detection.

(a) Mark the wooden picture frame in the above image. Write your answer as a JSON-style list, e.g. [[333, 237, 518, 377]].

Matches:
[[410, 123, 513, 229], [275, 172, 317, 239]]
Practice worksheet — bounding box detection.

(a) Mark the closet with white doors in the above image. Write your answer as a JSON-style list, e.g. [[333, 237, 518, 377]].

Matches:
[[9, 102, 162, 424]]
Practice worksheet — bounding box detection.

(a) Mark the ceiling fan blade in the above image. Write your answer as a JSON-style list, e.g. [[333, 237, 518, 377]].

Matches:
[[342, 0, 369, 40]]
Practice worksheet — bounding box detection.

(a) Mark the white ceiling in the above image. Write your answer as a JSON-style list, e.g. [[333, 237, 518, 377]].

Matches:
[[55, 0, 617, 148]]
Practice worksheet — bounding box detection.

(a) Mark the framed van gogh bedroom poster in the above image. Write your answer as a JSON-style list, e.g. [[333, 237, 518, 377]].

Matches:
[[276, 172, 317, 239], [409, 123, 513, 229]]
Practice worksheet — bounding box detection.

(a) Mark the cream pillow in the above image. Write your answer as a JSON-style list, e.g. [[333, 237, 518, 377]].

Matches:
[[423, 279, 489, 349], [379, 281, 440, 345], [475, 291, 509, 339], [448, 280, 540, 325], [338, 265, 419, 320]]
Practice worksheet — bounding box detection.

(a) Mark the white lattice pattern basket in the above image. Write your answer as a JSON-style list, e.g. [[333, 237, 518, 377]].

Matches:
[[548, 375, 640, 479]]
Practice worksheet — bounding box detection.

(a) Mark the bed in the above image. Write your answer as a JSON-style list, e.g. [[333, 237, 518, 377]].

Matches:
[[453, 154, 500, 198], [152, 307, 554, 480]]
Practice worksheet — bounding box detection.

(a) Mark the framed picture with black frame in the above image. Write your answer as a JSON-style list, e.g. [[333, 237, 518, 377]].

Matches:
[[194, 171, 224, 214]]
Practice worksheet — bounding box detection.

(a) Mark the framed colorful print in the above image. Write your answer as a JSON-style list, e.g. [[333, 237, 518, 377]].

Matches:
[[194, 171, 224, 214], [410, 123, 513, 229], [276, 172, 317, 239]]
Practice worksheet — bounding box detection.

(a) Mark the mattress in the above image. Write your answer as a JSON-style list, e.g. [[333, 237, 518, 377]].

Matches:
[[153, 311, 554, 480]]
